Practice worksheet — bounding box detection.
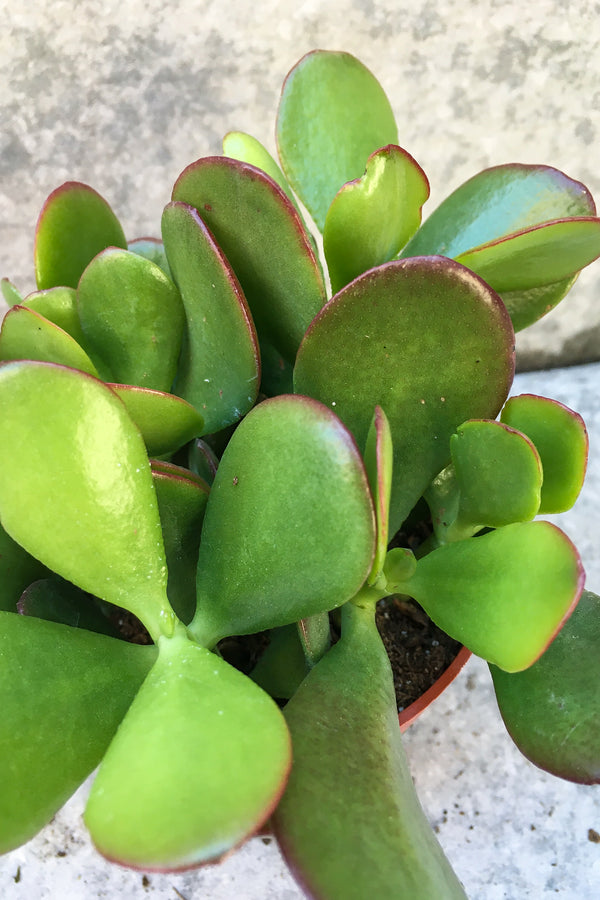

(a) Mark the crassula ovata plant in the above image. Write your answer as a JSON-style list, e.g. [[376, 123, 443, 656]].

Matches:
[[1, 49, 600, 899]]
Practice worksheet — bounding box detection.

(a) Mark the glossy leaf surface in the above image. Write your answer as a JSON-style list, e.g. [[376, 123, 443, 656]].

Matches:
[[0, 524, 47, 612], [276, 50, 399, 231], [172, 158, 326, 364], [0, 362, 175, 643], [324, 145, 429, 293], [450, 420, 542, 534], [405, 522, 584, 671], [223, 131, 297, 203], [273, 603, 466, 900], [455, 217, 600, 292], [85, 631, 291, 869], [191, 395, 375, 647], [364, 405, 393, 582], [34, 182, 127, 290], [22, 286, 87, 347], [491, 590, 600, 784], [0, 306, 99, 376], [78, 248, 185, 391], [501, 394, 588, 513], [0, 612, 155, 853], [294, 258, 515, 534], [108, 383, 205, 457], [152, 463, 209, 623], [499, 274, 579, 332], [161, 201, 260, 432]]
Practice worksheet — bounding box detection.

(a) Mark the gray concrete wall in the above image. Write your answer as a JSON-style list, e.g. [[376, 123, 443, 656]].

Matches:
[[1, 2, 599, 366]]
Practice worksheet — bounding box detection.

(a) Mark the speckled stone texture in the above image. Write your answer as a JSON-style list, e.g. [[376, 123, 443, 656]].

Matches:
[[1, 1, 599, 368]]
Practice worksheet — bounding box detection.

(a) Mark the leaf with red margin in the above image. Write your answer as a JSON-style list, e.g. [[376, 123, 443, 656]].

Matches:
[[172, 157, 326, 366], [34, 182, 127, 290], [404, 521, 584, 672], [108, 383, 205, 457], [501, 393, 588, 513], [491, 590, 600, 784], [294, 257, 515, 535], [364, 405, 393, 583], [273, 602, 466, 900], [0, 612, 156, 853], [85, 629, 291, 870], [0, 305, 99, 376]]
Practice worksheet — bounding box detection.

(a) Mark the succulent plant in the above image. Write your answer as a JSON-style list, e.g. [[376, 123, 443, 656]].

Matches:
[[1, 49, 599, 898]]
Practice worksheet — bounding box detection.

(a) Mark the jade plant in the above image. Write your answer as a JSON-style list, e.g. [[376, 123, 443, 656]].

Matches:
[[1, 49, 600, 898]]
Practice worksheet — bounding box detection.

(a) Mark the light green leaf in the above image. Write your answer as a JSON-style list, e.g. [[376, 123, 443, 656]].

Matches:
[[0, 305, 99, 376], [108, 383, 205, 457]]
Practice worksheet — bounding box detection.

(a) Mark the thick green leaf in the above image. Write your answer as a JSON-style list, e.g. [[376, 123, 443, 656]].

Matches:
[[161, 201, 260, 432], [34, 182, 127, 290], [152, 462, 209, 623], [324, 145, 429, 293], [297, 612, 331, 668], [250, 624, 309, 700], [364, 405, 393, 582], [448, 419, 542, 537], [455, 217, 600, 292], [400, 164, 596, 329], [108, 383, 205, 457], [0, 361, 176, 643], [1, 278, 23, 305], [491, 590, 600, 784], [22, 286, 87, 347], [85, 629, 291, 869], [294, 257, 515, 534], [78, 248, 185, 391], [188, 438, 219, 484], [273, 602, 466, 900], [0, 612, 155, 853], [18, 577, 118, 636], [190, 395, 375, 647], [276, 50, 399, 231], [172, 157, 326, 365], [501, 394, 588, 513], [0, 305, 99, 376], [405, 522, 584, 671], [223, 132, 298, 205], [128, 237, 172, 278], [0, 524, 48, 612], [401, 164, 595, 259]]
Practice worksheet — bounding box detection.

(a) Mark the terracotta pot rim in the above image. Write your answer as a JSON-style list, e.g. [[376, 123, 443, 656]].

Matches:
[[398, 644, 472, 732]]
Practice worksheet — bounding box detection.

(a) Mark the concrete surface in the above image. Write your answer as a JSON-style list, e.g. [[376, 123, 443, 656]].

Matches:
[[1, 1, 600, 369], [1, 361, 599, 897]]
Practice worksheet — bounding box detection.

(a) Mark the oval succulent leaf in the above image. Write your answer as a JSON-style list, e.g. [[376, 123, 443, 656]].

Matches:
[[191, 394, 375, 647], [127, 237, 172, 278], [294, 257, 515, 534], [222, 131, 298, 206], [85, 630, 291, 870], [455, 217, 600, 293], [276, 50, 399, 231], [405, 521, 584, 672], [161, 201, 260, 432], [1, 278, 23, 305], [324, 145, 430, 294], [0, 361, 176, 643], [188, 438, 219, 485], [152, 463, 209, 624], [18, 577, 119, 637], [22, 286, 88, 347], [364, 405, 393, 583], [172, 158, 326, 365], [34, 182, 127, 290], [78, 248, 185, 391], [0, 305, 99, 376], [501, 393, 588, 513], [400, 164, 596, 329], [491, 590, 600, 784], [0, 612, 156, 853], [401, 164, 595, 260], [449, 419, 542, 535], [108, 383, 205, 457], [273, 602, 466, 900]]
